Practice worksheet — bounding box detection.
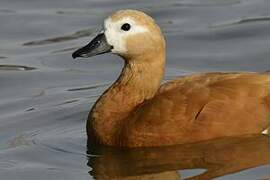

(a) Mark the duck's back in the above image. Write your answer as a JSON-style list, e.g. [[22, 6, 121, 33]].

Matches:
[[122, 72, 270, 147]]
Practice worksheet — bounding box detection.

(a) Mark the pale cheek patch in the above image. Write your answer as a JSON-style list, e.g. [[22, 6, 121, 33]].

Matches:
[[104, 18, 126, 53], [104, 17, 149, 54]]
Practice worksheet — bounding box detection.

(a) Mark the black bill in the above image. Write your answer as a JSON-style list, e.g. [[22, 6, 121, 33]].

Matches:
[[72, 33, 113, 59]]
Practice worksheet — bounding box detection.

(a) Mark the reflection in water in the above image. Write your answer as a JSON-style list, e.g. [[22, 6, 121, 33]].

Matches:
[[87, 135, 270, 179]]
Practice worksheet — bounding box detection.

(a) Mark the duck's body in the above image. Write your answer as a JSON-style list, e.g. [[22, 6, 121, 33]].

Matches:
[[88, 70, 270, 147], [73, 10, 270, 147]]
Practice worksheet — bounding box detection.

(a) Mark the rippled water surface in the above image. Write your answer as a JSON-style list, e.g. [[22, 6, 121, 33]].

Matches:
[[1, 0, 270, 179]]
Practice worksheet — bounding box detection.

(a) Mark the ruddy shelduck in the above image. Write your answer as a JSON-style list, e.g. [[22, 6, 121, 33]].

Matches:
[[72, 9, 270, 147]]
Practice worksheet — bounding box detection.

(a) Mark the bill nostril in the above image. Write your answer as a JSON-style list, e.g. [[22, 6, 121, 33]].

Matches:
[[92, 41, 100, 47], [72, 32, 112, 58]]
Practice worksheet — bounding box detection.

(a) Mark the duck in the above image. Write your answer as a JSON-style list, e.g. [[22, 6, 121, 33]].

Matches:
[[72, 9, 270, 147]]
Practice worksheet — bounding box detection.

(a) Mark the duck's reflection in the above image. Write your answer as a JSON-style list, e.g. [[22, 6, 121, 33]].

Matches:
[[87, 135, 270, 179]]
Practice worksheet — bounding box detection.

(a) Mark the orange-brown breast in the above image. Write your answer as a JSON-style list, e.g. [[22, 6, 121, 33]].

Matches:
[[119, 72, 270, 147]]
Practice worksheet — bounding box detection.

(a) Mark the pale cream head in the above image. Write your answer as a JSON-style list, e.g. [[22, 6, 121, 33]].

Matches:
[[104, 10, 166, 59]]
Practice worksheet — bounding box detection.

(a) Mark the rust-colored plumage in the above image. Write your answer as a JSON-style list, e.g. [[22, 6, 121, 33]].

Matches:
[[88, 135, 270, 179], [75, 10, 270, 147]]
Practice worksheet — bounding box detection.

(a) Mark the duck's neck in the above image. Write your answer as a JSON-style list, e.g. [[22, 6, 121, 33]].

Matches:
[[88, 53, 165, 144]]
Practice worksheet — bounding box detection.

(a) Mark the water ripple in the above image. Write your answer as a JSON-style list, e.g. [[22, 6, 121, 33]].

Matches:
[[212, 16, 270, 28], [0, 65, 35, 71], [22, 28, 94, 46], [67, 83, 109, 92]]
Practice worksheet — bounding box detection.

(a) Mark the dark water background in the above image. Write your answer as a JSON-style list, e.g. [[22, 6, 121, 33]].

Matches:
[[1, 0, 270, 179]]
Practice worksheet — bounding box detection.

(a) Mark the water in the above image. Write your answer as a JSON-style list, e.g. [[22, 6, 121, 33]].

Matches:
[[0, 0, 270, 179]]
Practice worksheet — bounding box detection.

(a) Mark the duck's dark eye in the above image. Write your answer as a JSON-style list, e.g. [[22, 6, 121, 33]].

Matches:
[[121, 23, 131, 31]]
